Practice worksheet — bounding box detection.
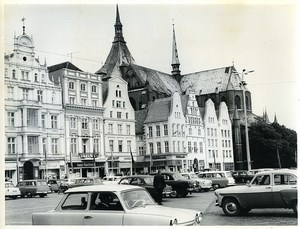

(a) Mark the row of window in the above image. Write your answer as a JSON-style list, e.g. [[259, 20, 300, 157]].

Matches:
[[187, 141, 204, 153], [69, 117, 100, 130], [109, 111, 129, 119], [207, 139, 218, 147], [207, 128, 217, 137], [69, 81, 98, 93], [112, 100, 125, 108], [70, 138, 100, 154], [6, 69, 46, 83], [148, 124, 168, 137], [7, 87, 56, 103], [208, 149, 232, 159], [108, 140, 132, 153], [221, 129, 231, 138], [107, 123, 131, 135], [187, 116, 202, 125], [69, 96, 98, 107]]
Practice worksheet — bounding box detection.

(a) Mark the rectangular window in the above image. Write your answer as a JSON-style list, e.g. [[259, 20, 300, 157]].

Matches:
[[118, 124, 122, 134], [7, 86, 14, 99], [164, 141, 169, 153], [110, 111, 113, 118], [126, 113, 128, 119], [41, 114, 45, 128], [51, 115, 58, 129], [173, 141, 176, 152], [69, 81, 75, 90], [52, 138, 58, 154], [81, 98, 87, 105], [188, 142, 192, 153], [92, 100, 98, 107], [127, 141, 131, 152], [148, 126, 153, 138], [194, 142, 198, 153], [93, 138, 99, 153], [157, 142, 161, 154], [178, 141, 180, 152], [108, 123, 113, 134], [109, 140, 114, 152], [126, 125, 131, 135], [199, 142, 203, 153], [117, 112, 121, 118], [27, 109, 38, 127], [189, 128, 192, 135], [156, 125, 160, 137], [164, 124, 168, 136], [149, 143, 153, 155], [28, 136, 39, 154], [69, 97, 75, 104], [42, 138, 46, 155], [70, 117, 77, 129], [21, 71, 29, 80], [7, 112, 15, 127], [23, 89, 29, 100], [70, 138, 77, 154], [93, 119, 99, 130], [139, 147, 144, 155], [82, 118, 88, 129], [37, 90, 43, 102], [7, 137, 16, 154], [80, 84, 86, 91], [116, 101, 121, 107], [118, 140, 123, 152]]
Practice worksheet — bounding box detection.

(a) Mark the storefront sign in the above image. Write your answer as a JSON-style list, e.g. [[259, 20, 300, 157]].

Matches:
[[152, 155, 166, 160], [176, 155, 185, 158]]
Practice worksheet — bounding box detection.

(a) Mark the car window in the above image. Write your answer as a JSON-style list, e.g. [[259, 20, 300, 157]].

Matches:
[[120, 178, 130, 184], [252, 175, 270, 185], [144, 177, 154, 185], [121, 189, 155, 209], [90, 192, 123, 211], [274, 174, 297, 185], [61, 193, 89, 210], [37, 181, 47, 186]]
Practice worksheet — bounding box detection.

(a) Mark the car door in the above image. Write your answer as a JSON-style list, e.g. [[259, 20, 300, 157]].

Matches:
[[84, 192, 124, 225], [246, 174, 273, 208], [272, 173, 297, 207]]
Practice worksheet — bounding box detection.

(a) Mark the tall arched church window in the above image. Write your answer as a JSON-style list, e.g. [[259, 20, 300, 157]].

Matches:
[[235, 95, 241, 109]]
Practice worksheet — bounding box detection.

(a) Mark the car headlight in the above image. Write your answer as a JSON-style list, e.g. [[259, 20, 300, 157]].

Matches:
[[195, 212, 202, 224], [170, 218, 178, 225]]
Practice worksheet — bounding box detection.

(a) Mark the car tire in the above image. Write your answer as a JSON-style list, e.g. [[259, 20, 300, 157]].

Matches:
[[179, 190, 188, 198], [12, 196, 18, 199], [39, 194, 45, 198], [212, 184, 220, 190], [26, 192, 32, 198], [169, 190, 177, 198], [222, 198, 241, 216], [292, 201, 297, 214]]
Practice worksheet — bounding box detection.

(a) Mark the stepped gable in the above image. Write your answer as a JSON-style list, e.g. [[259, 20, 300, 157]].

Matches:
[[144, 97, 172, 124], [130, 64, 181, 95], [180, 66, 247, 95]]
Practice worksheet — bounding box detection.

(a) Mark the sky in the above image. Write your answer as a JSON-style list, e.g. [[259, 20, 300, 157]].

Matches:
[[2, 0, 299, 131]]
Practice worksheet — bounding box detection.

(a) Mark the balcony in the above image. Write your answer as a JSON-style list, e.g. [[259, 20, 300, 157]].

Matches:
[[78, 153, 99, 160]]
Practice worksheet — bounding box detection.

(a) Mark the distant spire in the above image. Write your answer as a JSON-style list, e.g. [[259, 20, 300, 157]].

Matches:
[[274, 113, 278, 124], [171, 22, 181, 79], [113, 5, 125, 43], [21, 17, 26, 35], [263, 107, 270, 123]]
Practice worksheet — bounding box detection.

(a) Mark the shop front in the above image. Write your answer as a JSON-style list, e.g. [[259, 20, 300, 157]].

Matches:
[[67, 162, 105, 178]]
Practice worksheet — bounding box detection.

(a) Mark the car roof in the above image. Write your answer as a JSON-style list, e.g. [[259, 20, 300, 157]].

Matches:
[[18, 179, 47, 182], [199, 171, 228, 174], [255, 169, 297, 176], [66, 184, 144, 193], [121, 175, 154, 179]]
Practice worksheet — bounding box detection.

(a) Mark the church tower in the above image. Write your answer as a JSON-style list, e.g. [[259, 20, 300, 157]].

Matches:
[[114, 5, 125, 43], [171, 24, 181, 82]]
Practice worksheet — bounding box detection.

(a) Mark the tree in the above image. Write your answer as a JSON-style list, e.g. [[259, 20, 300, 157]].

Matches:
[[248, 118, 297, 169]]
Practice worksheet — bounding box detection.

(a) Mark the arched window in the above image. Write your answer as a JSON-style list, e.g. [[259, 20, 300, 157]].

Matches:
[[235, 95, 241, 109]]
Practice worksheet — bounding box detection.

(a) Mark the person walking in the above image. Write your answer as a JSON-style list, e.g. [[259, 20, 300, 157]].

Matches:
[[153, 170, 166, 205]]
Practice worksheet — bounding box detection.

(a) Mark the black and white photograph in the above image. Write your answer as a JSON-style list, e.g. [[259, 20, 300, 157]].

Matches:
[[1, 0, 298, 227]]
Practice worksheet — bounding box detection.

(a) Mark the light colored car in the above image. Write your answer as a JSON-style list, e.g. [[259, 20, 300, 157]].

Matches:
[[215, 169, 298, 216], [32, 185, 202, 226], [198, 171, 235, 190], [5, 182, 21, 199], [181, 172, 212, 192], [102, 175, 122, 185]]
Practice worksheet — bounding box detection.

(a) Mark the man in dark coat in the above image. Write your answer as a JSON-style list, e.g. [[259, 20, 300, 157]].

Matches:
[[153, 170, 166, 205]]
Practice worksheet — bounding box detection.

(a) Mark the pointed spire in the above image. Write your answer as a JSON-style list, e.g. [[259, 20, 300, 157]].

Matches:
[[263, 107, 270, 123], [274, 113, 278, 124], [113, 5, 125, 43], [171, 22, 181, 80], [22, 17, 26, 35]]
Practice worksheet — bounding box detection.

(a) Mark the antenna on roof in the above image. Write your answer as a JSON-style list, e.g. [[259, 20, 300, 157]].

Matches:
[[67, 51, 79, 63]]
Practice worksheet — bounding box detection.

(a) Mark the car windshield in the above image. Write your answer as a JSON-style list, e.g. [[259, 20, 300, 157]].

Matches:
[[6, 183, 14, 188], [121, 189, 155, 209], [144, 177, 154, 185], [189, 174, 198, 179], [173, 173, 185, 180]]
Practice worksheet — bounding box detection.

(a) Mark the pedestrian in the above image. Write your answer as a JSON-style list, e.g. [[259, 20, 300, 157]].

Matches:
[[153, 170, 166, 205]]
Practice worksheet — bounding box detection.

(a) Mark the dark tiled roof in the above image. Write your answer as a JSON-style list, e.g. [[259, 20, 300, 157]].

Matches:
[[135, 110, 148, 134], [48, 61, 83, 73], [180, 94, 189, 115], [130, 64, 181, 95], [144, 97, 172, 124], [95, 42, 135, 76], [102, 80, 109, 104], [180, 66, 247, 95]]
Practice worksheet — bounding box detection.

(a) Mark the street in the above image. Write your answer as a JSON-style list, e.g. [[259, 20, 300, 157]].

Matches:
[[5, 189, 298, 226]]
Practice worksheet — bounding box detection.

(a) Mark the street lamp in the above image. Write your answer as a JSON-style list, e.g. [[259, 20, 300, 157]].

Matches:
[[234, 69, 254, 171]]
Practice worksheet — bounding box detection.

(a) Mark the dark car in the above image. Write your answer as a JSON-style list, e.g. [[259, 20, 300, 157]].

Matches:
[[231, 170, 254, 183], [151, 172, 196, 198], [118, 175, 173, 202], [68, 178, 103, 189]]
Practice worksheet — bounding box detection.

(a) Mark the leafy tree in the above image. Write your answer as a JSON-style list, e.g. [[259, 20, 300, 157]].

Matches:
[[248, 118, 297, 169]]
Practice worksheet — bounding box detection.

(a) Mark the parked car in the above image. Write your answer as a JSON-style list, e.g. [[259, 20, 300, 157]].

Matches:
[[32, 185, 202, 225], [47, 180, 60, 193], [17, 179, 50, 198], [5, 182, 21, 199], [181, 172, 212, 192], [249, 168, 274, 175], [215, 169, 298, 216], [57, 178, 79, 192], [231, 170, 254, 183], [68, 177, 103, 189], [198, 171, 235, 190], [118, 175, 174, 201], [151, 172, 197, 197], [102, 175, 122, 185]]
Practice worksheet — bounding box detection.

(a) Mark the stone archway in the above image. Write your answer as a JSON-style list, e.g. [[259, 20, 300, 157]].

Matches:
[[23, 161, 34, 180]]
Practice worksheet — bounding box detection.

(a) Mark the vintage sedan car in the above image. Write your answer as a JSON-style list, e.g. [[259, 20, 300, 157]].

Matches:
[[102, 175, 123, 185], [5, 182, 21, 199], [68, 177, 103, 189], [32, 185, 202, 226], [215, 169, 297, 216], [118, 175, 174, 201], [181, 172, 212, 192]]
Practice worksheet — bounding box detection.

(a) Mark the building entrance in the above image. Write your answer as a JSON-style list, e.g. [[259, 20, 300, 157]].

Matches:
[[23, 161, 34, 180]]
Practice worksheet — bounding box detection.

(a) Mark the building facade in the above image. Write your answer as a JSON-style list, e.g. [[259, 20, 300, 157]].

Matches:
[[4, 25, 65, 184], [48, 62, 106, 178]]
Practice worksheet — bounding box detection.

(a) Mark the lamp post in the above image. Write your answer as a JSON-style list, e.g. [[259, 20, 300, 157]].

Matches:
[[240, 69, 254, 171]]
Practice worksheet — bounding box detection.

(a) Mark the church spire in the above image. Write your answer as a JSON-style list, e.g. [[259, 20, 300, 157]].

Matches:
[[274, 113, 278, 124], [113, 5, 125, 43], [171, 23, 181, 80], [22, 17, 26, 35]]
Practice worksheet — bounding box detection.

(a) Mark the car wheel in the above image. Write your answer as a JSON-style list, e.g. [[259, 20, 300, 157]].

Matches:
[[212, 184, 220, 190], [21, 194, 25, 198], [39, 194, 45, 198], [26, 192, 32, 198], [169, 190, 177, 198], [12, 196, 18, 199], [222, 198, 241, 216], [180, 190, 188, 198], [292, 201, 297, 214]]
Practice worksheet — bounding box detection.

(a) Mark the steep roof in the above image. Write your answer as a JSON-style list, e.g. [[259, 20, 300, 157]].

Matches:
[[144, 97, 172, 124], [135, 109, 148, 134], [180, 94, 189, 115], [130, 64, 181, 95], [48, 61, 82, 73], [180, 66, 247, 95]]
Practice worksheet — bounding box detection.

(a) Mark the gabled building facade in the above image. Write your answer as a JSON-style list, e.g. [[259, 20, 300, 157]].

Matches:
[[48, 62, 106, 178], [4, 23, 65, 184]]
